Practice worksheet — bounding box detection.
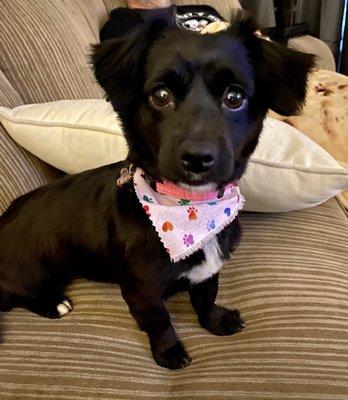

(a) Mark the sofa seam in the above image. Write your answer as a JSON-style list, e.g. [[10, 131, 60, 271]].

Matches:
[[335, 197, 348, 221]]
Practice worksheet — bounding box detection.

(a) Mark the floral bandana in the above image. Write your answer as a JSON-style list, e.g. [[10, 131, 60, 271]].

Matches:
[[133, 168, 244, 263]]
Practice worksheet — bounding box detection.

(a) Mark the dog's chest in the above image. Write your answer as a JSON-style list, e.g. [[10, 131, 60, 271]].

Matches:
[[181, 236, 223, 284]]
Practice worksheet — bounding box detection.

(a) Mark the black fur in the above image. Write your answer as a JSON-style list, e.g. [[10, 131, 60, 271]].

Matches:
[[0, 10, 314, 369]]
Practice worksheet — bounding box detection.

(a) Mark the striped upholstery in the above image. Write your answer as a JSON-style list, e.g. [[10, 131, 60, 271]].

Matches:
[[103, 0, 128, 13], [0, 71, 62, 213], [1, 198, 347, 399], [0, 71, 24, 109], [0, 0, 114, 212], [0, 125, 63, 213], [0, 0, 105, 103], [0, 1, 347, 399]]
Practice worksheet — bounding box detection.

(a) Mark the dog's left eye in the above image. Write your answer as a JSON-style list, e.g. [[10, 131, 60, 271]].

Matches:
[[149, 86, 174, 109], [223, 87, 246, 110]]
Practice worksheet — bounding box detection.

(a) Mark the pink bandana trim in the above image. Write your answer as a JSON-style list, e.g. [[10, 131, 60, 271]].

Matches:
[[133, 169, 244, 263]]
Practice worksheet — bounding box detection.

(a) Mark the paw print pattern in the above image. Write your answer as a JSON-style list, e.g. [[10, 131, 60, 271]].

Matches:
[[183, 234, 194, 247], [143, 195, 153, 203], [178, 199, 190, 206], [207, 219, 216, 231], [162, 221, 174, 232], [187, 206, 198, 221]]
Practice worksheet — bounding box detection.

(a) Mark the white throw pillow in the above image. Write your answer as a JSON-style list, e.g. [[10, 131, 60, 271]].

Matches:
[[0, 100, 127, 174], [1, 100, 347, 212]]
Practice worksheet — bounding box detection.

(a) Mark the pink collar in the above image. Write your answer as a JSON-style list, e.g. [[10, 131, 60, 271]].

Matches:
[[156, 180, 237, 201]]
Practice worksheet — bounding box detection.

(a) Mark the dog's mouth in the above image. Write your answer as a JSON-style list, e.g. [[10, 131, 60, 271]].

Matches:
[[156, 177, 234, 201], [155, 168, 236, 198], [179, 171, 216, 187], [178, 181, 217, 193], [159, 171, 219, 197], [160, 170, 219, 191]]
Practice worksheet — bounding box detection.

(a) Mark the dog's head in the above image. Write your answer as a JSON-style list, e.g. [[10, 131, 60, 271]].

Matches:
[[93, 9, 314, 189]]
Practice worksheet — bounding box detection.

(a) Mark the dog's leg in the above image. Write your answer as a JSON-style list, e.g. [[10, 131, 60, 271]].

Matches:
[[0, 287, 72, 318], [0, 257, 72, 318], [18, 289, 73, 319], [189, 273, 245, 336], [121, 285, 191, 369]]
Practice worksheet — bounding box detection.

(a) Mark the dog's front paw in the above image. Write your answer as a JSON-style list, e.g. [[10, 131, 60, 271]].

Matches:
[[152, 341, 192, 370], [200, 306, 245, 336]]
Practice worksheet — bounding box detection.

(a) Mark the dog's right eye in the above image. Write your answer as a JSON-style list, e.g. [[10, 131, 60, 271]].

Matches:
[[223, 86, 246, 111], [149, 86, 174, 109]]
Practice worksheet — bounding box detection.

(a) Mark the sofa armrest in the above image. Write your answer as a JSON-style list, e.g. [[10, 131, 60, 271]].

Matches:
[[288, 35, 336, 71]]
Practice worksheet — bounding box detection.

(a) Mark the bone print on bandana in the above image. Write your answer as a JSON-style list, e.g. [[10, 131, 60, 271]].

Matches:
[[133, 169, 244, 263]]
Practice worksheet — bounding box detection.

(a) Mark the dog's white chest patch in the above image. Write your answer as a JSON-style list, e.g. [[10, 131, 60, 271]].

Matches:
[[183, 236, 223, 284]]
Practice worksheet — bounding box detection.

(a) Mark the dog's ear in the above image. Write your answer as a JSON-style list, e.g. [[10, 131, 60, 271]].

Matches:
[[228, 11, 315, 116], [92, 8, 173, 116], [253, 39, 315, 115]]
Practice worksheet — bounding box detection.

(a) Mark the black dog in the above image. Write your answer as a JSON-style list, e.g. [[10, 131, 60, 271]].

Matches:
[[0, 9, 314, 369]]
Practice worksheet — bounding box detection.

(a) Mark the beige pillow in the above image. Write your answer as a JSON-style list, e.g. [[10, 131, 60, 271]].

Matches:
[[269, 69, 348, 208], [0, 99, 347, 212], [0, 100, 127, 174], [240, 118, 348, 212]]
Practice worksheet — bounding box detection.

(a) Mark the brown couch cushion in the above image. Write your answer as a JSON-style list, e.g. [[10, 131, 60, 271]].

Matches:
[[0, 198, 347, 399], [0, 0, 107, 103], [0, 125, 62, 213], [0, 0, 122, 211], [0, 72, 24, 109]]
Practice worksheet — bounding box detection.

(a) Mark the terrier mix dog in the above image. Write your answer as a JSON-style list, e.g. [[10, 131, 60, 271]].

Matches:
[[0, 8, 313, 369]]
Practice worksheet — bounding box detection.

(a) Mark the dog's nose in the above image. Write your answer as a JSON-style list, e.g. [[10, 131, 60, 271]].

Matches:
[[180, 141, 217, 173]]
